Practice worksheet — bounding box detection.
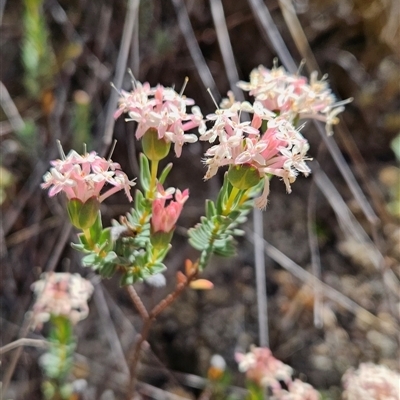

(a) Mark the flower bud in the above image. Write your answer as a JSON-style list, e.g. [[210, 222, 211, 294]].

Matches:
[[67, 196, 99, 230], [142, 128, 171, 161], [227, 164, 262, 190]]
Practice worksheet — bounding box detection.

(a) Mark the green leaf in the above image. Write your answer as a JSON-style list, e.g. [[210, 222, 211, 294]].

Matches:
[[139, 153, 151, 191], [103, 251, 118, 263], [205, 199, 216, 218], [82, 253, 97, 264], [120, 273, 135, 286], [159, 162, 173, 184], [150, 263, 167, 274], [89, 212, 103, 243], [71, 242, 85, 252], [100, 261, 116, 278], [216, 174, 230, 214]]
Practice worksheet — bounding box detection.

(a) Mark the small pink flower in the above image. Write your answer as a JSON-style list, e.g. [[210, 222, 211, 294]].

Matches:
[[42, 147, 135, 203], [151, 187, 189, 233]]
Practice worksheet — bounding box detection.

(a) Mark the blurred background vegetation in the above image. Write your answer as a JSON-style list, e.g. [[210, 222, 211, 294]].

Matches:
[[1, 0, 399, 399]]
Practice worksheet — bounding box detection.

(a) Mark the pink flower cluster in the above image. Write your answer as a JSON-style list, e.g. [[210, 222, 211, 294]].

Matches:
[[200, 100, 311, 209], [235, 346, 319, 399], [114, 81, 205, 157], [41, 149, 135, 203], [31, 272, 94, 329], [238, 64, 350, 135], [342, 363, 400, 400], [235, 346, 293, 390], [151, 184, 189, 233]]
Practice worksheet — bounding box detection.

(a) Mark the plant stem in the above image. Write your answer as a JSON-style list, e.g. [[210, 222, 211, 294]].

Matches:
[[126, 285, 149, 320], [224, 186, 240, 215], [150, 159, 159, 195], [82, 228, 94, 248], [125, 270, 197, 398]]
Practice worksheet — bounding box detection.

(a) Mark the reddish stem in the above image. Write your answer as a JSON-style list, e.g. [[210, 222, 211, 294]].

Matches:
[[125, 271, 197, 398]]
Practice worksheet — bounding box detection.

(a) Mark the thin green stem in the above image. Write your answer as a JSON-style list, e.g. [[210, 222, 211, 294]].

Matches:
[[151, 160, 158, 186], [223, 186, 240, 215], [82, 228, 94, 249], [149, 159, 159, 197]]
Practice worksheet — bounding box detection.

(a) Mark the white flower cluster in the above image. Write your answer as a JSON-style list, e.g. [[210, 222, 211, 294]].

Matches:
[[42, 148, 135, 203], [238, 64, 350, 135], [31, 272, 94, 329], [235, 346, 320, 399], [200, 99, 311, 209], [342, 363, 400, 400]]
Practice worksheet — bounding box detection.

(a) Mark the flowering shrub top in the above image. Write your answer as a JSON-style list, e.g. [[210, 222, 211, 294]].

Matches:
[[40, 65, 348, 284]]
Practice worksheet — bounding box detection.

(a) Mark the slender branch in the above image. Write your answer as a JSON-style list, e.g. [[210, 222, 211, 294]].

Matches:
[[125, 271, 197, 398], [0, 338, 49, 355], [126, 285, 149, 320], [126, 317, 154, 399]]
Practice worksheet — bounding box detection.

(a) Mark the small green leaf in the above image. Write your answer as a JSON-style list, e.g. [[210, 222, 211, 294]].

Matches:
[[150, 263, 167, 274], [100, 262, 116, 278], [71, 242, 85, 252], [205, 199, 216, 218], [139, 153, 151, 191], [89, 212, 103, 243], [120, 273, 135, 286], [82, 253, 97, 266], [159, 162, 173, 184]]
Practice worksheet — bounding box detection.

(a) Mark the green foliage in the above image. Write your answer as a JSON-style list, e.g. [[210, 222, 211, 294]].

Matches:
[[22, 0, 56, 98], [245, 380, 267, 400], [139, 153, 151, 192], [188, 174, 255, 270], [72, 188, 170, 285], [71, 213, 118, 278], [40, 316, 75, 400]]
